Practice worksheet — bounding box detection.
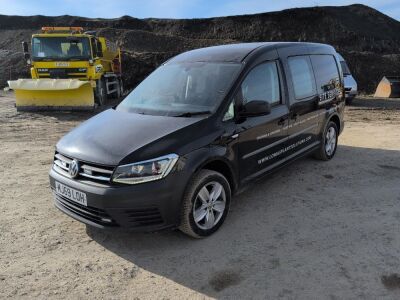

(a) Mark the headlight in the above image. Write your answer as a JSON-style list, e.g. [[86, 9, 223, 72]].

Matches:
[[95, 64, 103, 73], [112, 154, 179, 185]]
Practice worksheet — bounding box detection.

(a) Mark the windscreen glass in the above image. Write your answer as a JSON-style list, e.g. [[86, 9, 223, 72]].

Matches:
[[32, 37, 91, 61], [117, 62, 241, 116], [340, 61, 351, 75]]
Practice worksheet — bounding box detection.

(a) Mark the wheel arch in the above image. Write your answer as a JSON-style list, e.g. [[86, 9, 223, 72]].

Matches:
[[327, 113, 341, 134], [198, 158, 237, 194]]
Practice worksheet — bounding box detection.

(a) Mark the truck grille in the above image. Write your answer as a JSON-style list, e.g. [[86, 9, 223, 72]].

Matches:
[[37, 68, 87, 79], [53, 152, 114, 183]]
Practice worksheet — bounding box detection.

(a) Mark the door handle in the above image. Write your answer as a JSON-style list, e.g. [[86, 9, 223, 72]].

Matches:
[[221, 132, 239, 142]]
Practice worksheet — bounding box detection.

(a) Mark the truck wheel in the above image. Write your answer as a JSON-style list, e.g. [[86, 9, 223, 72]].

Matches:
[[179, 169, 231, 238], [314, 121, 338, 161], [96, 78, 107, 106]]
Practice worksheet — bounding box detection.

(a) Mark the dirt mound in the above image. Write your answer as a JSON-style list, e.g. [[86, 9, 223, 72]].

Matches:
[[1, 4, 400, 93]]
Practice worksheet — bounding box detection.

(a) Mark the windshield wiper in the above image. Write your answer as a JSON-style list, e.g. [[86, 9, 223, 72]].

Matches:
[[173, 110, 212, 117], [66, 56, 89, 61], [33, 56, 59, 61]]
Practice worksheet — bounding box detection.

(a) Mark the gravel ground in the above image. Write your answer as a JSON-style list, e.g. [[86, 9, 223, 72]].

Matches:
[[1, 93, 400, 299]]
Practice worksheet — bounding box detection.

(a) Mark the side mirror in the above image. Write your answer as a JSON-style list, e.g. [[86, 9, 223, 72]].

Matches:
[[21, 41, 30, 63], [239, 100, 271, 117], [22, 41, 29, 54]]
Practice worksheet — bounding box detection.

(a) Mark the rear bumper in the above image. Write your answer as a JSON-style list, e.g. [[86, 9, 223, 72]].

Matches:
[[49, 167, 188, 232]]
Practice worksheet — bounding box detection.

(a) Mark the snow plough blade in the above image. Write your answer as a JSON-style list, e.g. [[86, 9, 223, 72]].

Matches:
[[8, 79, 95, 111]]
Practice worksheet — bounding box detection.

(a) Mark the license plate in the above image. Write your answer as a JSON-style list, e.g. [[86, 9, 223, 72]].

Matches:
[[55, 62, 69, 67], [55, 181, 87, 206]]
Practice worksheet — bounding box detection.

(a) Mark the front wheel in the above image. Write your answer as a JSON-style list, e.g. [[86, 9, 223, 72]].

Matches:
[[95, 78, 107, 106], [179, 169, 231, 238], [314, 121, 338, 161]]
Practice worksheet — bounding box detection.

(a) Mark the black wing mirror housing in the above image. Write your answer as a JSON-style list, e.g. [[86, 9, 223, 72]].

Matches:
[[22, 41, 29, 54], [21, 41, 31, 64], [239, 100, 271, 117]]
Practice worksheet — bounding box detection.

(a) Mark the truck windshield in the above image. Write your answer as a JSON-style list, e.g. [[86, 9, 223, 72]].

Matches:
[[117, 62, 241, 117], [32, 37, 91, 61]]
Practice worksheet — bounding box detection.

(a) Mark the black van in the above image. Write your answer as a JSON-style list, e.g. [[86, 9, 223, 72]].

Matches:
[[50, 42, 345, 238]]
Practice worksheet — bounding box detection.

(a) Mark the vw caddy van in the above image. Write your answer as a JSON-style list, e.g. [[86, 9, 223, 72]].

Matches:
[[50, 42, 345, 238]]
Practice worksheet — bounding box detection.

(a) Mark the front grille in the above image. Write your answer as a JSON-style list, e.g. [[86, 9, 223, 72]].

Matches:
[[37, 68, 87, 74], [54, 194, 117, 226], [345, 87, 352, 92], [123, 208, 164, 227], [53, 152, 114, 183]]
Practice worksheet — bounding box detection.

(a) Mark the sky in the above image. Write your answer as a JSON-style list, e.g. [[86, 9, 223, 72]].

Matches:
[[0, 0, 399, 21]]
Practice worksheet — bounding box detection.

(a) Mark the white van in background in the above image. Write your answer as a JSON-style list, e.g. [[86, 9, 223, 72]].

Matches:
[[338, 54, 358, 104]]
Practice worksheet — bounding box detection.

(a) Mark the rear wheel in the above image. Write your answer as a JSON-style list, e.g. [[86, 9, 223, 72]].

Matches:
[[314, 121, 338, 161], [179, 169, 231, 238]]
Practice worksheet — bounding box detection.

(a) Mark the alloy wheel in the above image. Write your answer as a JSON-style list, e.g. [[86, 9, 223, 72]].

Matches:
[[325, 126, 337, 156], [192, 181, 226, 230]]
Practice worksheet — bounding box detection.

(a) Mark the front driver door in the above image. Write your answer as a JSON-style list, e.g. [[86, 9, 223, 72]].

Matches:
[[235, 61, 289, 183]]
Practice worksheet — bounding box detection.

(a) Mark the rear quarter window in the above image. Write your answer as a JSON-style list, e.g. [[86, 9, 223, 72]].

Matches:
[[288, 56, 316, 100], [310, 55, 340, 95]]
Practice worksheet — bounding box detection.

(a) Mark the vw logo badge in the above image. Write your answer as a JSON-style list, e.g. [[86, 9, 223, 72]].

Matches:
[[69, 159, 79, 178]]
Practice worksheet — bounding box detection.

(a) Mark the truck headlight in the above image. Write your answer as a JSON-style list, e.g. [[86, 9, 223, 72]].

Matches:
[[95, 64, 103, 73], [112, 154, 179, 185]]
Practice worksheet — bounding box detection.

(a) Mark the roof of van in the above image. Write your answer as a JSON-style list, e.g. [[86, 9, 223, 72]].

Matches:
[[167, 42, 334, 64]]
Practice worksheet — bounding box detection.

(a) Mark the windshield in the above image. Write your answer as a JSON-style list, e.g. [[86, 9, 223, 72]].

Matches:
[[32, 37, 91, 61], [117, 62, 241, 116], [340, 61, 351, 76]]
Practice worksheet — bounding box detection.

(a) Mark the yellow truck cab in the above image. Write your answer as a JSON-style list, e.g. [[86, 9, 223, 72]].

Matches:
[[8, 27, 123, 110]]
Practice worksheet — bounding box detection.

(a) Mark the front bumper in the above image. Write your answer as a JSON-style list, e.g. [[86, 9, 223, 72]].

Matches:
[[345, 90, 357, 99], [49, 167, 188, 231]]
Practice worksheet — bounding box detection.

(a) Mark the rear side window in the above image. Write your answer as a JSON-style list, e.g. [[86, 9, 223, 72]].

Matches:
[[288, 56, 316, 100], [241, 61, 281, 105], [310, 55, 340, 94]]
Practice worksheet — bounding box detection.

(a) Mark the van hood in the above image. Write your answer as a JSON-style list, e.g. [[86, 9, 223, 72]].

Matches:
[[344, 75, 357, 91], [56, 109, 212, 165]]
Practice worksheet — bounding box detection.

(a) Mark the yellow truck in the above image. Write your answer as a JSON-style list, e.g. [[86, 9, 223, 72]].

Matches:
[[8, 27, 123, 110]]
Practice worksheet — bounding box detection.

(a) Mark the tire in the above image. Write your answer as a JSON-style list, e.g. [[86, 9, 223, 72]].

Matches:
[[179, 169, 231, 238], [95, 78, 107, 106], [314, 121, 338, 161]]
